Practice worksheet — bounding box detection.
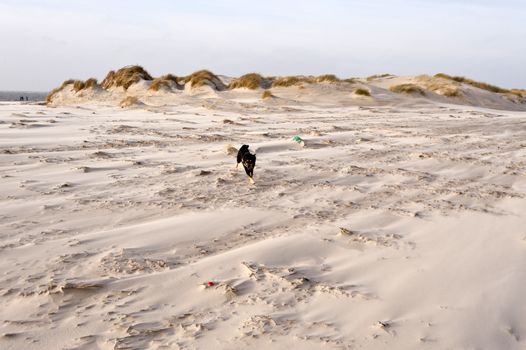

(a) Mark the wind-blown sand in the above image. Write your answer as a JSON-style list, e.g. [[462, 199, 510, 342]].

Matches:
[[1, 78, 526, 349]]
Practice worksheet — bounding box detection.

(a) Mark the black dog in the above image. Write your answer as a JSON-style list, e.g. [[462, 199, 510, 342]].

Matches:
[[237, 144, 256, 184]]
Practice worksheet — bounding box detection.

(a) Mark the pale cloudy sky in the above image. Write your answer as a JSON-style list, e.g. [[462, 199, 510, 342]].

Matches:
[[0, 0, 524, 91]]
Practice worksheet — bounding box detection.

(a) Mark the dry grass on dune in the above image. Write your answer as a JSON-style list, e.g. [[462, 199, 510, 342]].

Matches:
[[72, 80, 85, 92], [511, 89, 526, 97], [101, 65, 153, 90], [315, 74, 340, 83], [367, 73, 394, 81], [271, 74, 342, 87], [433, 86, 460, 97], [434, 73, 509, 94], [261, 90, 275, 99], [149, 80, 171, 92], [46, 78, 99, 103], [46, 80, 74, 103], [426, 83, 460, 97], [149, 74, 183, 92], [505, 89, 526, 103], [183, 70, 226, 90], [354, 88, 371, 96], [416, 75, 461, 97], [390, 83, 426, 95], [73, 78, 99, 92], [271, 76, 305, 87], [84, 78, 98, 89], [119, 96, 141, 108], [229, 73, 272, 90], [343, 78, 359, 84]]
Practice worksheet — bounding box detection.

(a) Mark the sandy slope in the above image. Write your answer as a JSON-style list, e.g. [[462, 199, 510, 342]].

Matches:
[[1, 90, 526, 349]]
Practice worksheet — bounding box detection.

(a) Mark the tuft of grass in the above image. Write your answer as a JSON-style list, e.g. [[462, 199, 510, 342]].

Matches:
[[183, 70, 226, 90], [119, 96, 141, 108], [149, 79, 170, 92], [315, 74, 340, 83], [389, 84, 426, 95], [434, 73, 453, 80], [343, 78, 358, 84], [62, 79, 75, 86], [84, 78, 98, 89], [261, 90, 274, 99], [46, 79, 74, 103], [428, 83, 460, 97], [149, 74, 183, 92], [354, 88, 371, 96], [366, 73, 393, 81], [434, 73, 509, 93], [73, 80, 85, 92], [440, 87, 461, 97], [271, 74, 340, 87], [101, 65, 153, 90], [229, 73, 271, 89], [272, 76, 304, 87], [416, 75, 460, 98], [510, 89, 526, 97], [72, 78, 99, 92], [47, 77, 100, 104]]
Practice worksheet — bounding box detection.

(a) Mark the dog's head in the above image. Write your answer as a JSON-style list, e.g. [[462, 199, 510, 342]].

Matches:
[[239, 144, 250, 153]]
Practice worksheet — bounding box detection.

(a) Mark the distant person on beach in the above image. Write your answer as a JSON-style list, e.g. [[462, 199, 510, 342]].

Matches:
[[19, 96, 24, 101], [25, 96, 29, 101]]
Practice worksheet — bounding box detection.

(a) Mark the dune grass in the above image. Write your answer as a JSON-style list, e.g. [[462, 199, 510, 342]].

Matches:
[[428, 83, 460, 97], [47, 78, 99, 103], [271, 74, 342, 87], [149, 79, 171, 92], [229, 73, 272, 90], [354, 88, 371, 96], [343, 78, 359, 84], [72, 78, 98, 92], [511, 89, 526, 97], [119, 96, 141, 108], [84, 78, 99, 89], [390, 84, 426, 95], [101, 65, 153, 90], [149, 80, 168, 92], [414, 75, 461, 98], [366, 73, 394, 81], [271, 76, 305, 87], [149, 74, 183, 92], [72, 80, 85, 92], [315, 74, 340, 83], [183, 70, 226, 90], [84, 78, 98, 89], [46, 79, 74, 103], [437, 86, 460, 97], [434, 73, 510, 94], [261, 90, 274, 99]]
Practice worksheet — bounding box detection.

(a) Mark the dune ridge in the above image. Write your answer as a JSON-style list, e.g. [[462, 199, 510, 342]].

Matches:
[[46, 65, 526, 111]]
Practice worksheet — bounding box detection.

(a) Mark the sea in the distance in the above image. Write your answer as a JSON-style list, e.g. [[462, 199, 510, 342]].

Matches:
[[0, 91, 47, 102]]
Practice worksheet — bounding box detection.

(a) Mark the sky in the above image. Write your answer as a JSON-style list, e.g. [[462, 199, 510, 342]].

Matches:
[[0, 0, 525, 91]]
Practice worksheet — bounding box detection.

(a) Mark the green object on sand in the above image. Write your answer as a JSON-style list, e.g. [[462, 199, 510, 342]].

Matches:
[[292, 135, 303, 143]]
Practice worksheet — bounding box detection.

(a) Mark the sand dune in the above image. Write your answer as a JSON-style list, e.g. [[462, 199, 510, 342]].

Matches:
[[1, 76, 526, 349], [46, 66, 526, 112]]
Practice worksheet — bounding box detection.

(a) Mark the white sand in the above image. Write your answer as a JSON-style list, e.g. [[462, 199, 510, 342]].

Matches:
[[1, 79, 526, 349]]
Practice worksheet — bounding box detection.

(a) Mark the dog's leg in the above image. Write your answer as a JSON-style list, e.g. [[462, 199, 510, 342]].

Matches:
[[248, 177, 255, 184], [236, 162, 239, 169]]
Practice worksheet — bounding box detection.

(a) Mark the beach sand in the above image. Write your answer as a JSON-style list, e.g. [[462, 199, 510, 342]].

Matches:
[[1, 79, 526, 349]]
